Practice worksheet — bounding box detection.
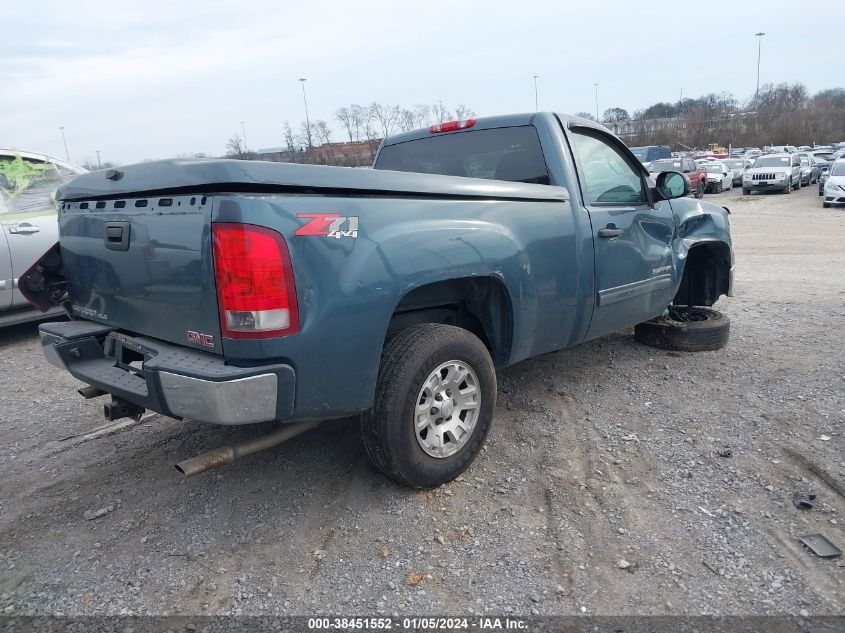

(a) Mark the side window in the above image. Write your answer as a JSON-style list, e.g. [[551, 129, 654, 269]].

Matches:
[[569, 128, 646, 205], [684, 160, 694, 172]]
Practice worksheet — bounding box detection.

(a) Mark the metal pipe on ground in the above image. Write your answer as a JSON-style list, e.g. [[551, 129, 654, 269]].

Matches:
[[175, 420, 321, 477]]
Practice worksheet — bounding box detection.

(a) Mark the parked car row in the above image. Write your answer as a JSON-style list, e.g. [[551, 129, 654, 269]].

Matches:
[[820, 159, 845, 208], [646, 144, 843, 199]]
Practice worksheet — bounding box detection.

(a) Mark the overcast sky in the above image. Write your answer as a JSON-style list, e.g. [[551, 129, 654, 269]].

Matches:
[[2, 0, 841, 165]]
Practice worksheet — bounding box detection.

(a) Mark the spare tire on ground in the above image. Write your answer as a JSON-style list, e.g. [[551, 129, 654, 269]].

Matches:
[[634, 306, 729, 352]]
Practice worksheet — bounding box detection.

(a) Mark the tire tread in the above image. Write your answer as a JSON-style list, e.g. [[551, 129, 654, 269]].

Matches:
[[361, 324, 495, 488], [635, 308, 730, 352]]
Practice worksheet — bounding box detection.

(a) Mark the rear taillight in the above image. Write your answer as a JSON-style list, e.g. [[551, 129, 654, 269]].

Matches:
[[429, 118, 476, 133], [212, 223, 299, 339]]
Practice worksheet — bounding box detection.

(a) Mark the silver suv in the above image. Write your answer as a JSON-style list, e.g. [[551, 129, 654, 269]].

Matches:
[[742, 153, 802, 195]]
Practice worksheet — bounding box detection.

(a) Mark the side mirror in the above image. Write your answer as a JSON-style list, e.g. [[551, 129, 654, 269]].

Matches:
[[655, 171, 690, 200]]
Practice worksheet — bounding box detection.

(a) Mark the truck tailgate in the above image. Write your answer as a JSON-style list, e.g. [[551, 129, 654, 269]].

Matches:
[[58, 194, 222, 353]]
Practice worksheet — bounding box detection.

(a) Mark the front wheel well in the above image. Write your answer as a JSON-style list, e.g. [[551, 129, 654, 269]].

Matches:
[[386, 277, 513, 366], [673, 241, 732, 307]]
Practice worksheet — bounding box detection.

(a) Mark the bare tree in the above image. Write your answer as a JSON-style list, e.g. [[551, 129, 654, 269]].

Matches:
[[431, 101, 451, 123], [298, 121, 316, 149], [453, 104, 476, 120], [225, 134, 244, 158], [574, 111, 596, 121], [335, 107, 355, 142], [283, 121, 297, 161], [398, 108, 417, 132], [413, 104, 431, 127], [314, 120, 336, 164], [602, 107, 629, 123], [370, 102, 400, 138], [350, 104, 368, 141], [363, 107, 380, 143], [314, 120, 333, 145]]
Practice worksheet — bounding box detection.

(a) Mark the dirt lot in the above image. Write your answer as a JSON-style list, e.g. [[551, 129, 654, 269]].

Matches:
[[1, 185, 843, 617]]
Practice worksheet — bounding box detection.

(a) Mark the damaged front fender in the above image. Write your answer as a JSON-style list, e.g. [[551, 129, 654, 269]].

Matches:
[[669, 197, 734, 305]]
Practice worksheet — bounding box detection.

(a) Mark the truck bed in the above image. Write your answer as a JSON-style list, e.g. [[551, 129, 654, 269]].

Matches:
[[56, 158, 567, 202]]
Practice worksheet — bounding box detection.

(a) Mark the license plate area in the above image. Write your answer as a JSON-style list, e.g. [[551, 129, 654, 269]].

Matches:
[[105, 332, 156, 377]]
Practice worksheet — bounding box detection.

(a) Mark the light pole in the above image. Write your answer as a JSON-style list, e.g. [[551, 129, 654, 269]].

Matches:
[[96, 150, 102, 169], [755, 32, 765, 100], [299, 78, 312, 147], [240, 121, 248, 152], [59, 127, 69, 161], [533, 75, 539, 112], [594, 83, 599, 122]]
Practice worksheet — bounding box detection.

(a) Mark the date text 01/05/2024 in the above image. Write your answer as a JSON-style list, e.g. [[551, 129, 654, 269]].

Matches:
[[306, 617, 528, 629]]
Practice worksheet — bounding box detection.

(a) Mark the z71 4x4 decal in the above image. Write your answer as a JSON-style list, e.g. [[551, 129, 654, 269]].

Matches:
[[295, 213, 359, 239]]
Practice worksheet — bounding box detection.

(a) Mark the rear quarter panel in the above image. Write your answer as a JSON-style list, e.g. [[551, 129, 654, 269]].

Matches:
[[213, 192, 583, 420]]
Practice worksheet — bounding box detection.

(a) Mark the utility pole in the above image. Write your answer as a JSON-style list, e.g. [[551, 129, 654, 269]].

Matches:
[[240, 121, 248, 152], [299, 78, 312, 147], [96, 150, 102, 169], [675, 88, 683, 149], [533, 75, 539, 112], [755, 32, 765, 101], [59, 127, 69, 161], [594, 83, 599, 122]]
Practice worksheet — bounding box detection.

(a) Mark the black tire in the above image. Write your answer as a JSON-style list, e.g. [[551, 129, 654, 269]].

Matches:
[[715, 182, 723, 193], [635, 306, 730, 352], [742, 188, 750, 195], [694, 182, 705, 199], [796, 176, 801, 189], [784, 179, 791, 194], [823, 202, 831, 208], [361, 324, 496, 488]]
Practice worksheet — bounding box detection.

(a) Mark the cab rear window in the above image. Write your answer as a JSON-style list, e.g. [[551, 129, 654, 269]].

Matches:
[[374, 126, 550, 185]]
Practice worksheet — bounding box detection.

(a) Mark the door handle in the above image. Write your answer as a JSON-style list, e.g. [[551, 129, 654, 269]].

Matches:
[[8, 224, 40, 234], [598, 226, 623, 238]]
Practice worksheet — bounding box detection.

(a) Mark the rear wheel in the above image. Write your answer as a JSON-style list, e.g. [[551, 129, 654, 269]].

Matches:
[[635, 306, 730, 352], [361, 324, 496, 488], [742, 188, 750, 195], [796, 176, 801, 189], [694, 182, 705, 199]]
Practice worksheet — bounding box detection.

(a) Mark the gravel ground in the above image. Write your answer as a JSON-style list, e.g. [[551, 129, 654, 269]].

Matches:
[[0, 185, 843, 617]]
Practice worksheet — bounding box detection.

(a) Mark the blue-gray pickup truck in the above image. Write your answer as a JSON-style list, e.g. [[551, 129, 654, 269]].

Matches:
[[23, 113, 734, 487]]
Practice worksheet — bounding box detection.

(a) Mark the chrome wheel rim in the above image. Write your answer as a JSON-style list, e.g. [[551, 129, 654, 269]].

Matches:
[[414, 360, 480, 458]]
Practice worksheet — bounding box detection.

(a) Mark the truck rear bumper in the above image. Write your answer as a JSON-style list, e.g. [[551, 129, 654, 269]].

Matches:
[[39, 320, 295, 425]]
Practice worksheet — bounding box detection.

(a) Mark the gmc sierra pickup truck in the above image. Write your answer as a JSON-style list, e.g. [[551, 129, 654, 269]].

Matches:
[[23, 113, 734, 487]]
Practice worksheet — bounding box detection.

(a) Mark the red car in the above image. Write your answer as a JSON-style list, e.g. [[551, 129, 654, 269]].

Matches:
[[648, 158, 707, 199]]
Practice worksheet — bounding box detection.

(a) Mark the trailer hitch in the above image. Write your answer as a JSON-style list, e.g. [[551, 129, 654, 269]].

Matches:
[[103, 395, 145, 422]]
